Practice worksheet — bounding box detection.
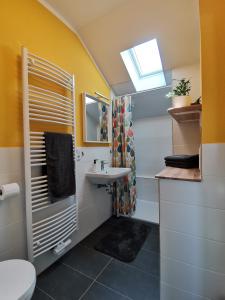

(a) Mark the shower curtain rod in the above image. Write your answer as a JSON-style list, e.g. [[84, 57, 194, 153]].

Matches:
[[117, 84, 172, 98]]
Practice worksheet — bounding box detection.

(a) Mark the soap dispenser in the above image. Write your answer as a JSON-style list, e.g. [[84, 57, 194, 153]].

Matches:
[[91, 159, 98, 173]]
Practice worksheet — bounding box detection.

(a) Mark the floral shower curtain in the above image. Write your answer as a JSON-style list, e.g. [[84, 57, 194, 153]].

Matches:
[[112, 95, 136, 216], [98, 102, 108, 141]]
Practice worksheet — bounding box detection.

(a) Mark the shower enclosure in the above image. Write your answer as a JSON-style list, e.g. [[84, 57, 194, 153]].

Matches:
[[131, 87, 172, 224]]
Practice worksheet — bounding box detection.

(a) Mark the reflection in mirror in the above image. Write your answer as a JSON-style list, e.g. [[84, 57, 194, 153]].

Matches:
[[83, 93, 111, 143]]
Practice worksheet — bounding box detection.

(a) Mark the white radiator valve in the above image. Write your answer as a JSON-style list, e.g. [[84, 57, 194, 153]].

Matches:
[[53, 239, 71, 255]]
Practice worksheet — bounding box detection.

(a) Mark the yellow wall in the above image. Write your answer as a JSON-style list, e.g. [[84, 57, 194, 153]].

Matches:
[[0, 0, 110, 147], [200, 0, 225, 143]]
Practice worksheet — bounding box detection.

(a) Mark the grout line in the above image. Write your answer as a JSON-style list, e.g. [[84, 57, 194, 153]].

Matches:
[[161, 226, 225, 246], [61, 262, 95, 280], [78, 258, 113, 300], [161, 255, 225, 277], [78, 279, 96, 300], [111, 258, 160, 279], [141, 246, 159, 254], [162, 282, 211, 300], [161, 197, 225, 211], [95, 281, 133, 300], [35, 286, 55, 300], [94, 257, 113, 281], [76, 242, 159, 279], [140, 247, 160, 256]]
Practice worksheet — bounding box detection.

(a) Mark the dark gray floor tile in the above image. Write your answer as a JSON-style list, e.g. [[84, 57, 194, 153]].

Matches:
[[81, 223, 114, 249], [104, 216, 121, 226], [82, 282, 129, 300], [142, 232, 160, 253], [106, 216, 152, 230], [61, 244, 110, 278], [151, 224, 159, 235], [97, 260, 159, 300], [129, 249, 160, 277], [146, 223, 159, 235], [37, 262, 92, 300], [32, 288, 53, 300]]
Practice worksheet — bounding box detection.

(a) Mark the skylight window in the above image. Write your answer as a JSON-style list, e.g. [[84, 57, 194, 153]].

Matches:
[[131, 39, 163, 77], [121, 39, 166, 91]]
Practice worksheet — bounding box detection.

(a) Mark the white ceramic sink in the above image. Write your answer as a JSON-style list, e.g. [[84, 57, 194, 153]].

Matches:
[[86, 167, 131, 185]]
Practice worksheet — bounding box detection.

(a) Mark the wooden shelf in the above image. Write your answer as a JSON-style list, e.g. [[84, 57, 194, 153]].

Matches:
[[155, 167, 201, 182], [168, 104, 202, 122]]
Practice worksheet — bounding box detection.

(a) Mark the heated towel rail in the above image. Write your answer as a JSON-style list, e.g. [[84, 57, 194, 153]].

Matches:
[[22, 47, 78, 261]]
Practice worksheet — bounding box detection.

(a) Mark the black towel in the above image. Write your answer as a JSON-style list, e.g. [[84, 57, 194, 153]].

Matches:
[[164, 154, 199, 163], [44, 132, 75, 202], [164, 154, 199, 169], [165, 161, 199, 169]]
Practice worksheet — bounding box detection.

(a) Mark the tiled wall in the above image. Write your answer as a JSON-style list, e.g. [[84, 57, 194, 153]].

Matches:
[[0, 146, 112, 273], [0, 148, 27, 261], [160, 143, 225, 299], [133, 116, 172, 223], [134, 177, 159, 223], [134, 116, 172, 177]]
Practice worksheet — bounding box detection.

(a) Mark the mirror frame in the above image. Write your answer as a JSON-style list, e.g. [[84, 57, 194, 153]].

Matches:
[[82, 92, 111, 143]]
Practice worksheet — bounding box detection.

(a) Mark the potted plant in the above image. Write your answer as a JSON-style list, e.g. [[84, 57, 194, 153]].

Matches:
[[166, 78, 192, 108]]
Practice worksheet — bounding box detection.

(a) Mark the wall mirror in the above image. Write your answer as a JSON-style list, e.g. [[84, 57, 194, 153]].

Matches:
[[83, 93, 111, 143]]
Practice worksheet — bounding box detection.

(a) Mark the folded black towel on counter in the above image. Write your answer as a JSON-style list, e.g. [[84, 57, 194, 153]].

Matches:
[[165, 161, 199, 169], [44, 132, 75, 202], [164, 154, 199, 169], [164, 154, 199, 163]]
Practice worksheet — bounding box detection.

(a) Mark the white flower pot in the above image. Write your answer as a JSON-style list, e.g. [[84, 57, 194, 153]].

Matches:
[[172, 96, 192, 108]]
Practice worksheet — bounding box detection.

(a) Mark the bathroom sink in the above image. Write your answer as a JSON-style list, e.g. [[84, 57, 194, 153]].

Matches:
[[86, 167, 131, 185]]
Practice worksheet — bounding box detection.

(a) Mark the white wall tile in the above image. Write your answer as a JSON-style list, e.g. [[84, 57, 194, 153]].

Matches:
[[134, 116, 172, 176], [0, 146, 112, 273], [134, 116, 171, 223], [134, 116, 172, 139], [161, 200, 225, 243], [0, 222, 26, 259], [133, 199, 159, 224], [160, 176, 225, 210], [0, 190, 25, 228], [160, 143, 225, 298], [161, 282, 209, 300], [136, 177, 158, 202], [161, 228, 225, 274], [202, 144, 225, 177], [0, 148, 24, 175], [161, 256, 225, 299], [76, 147, 112, 212]]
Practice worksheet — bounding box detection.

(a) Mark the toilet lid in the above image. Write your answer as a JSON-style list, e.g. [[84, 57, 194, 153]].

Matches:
[[0, 259, 36, 300]]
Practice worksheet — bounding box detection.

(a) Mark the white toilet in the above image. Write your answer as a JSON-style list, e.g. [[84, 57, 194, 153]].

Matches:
[[0, 259, 36, 300]]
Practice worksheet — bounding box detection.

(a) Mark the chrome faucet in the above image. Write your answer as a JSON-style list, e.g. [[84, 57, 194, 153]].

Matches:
[[101, 160, 107, 171]]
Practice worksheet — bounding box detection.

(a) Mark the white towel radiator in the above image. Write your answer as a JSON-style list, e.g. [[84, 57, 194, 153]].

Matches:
[[22, 47, 78, 262]]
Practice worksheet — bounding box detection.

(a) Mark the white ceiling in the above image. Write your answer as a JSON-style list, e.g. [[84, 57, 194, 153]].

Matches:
[[40, 0, 128, 29], [40, 0, 200, 94]]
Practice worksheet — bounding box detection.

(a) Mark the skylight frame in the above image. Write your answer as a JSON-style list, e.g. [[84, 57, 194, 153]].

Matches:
[[120, 38, 166, 92], [130, 39, 164, 78], [129, 48, 163, 79]]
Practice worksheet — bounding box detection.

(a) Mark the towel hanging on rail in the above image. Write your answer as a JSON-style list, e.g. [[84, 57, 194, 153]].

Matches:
[[44, 132, 75, 202]]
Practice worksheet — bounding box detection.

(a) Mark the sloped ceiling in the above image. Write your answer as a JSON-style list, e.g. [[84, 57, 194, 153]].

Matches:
[[40, 0, 200, 94]]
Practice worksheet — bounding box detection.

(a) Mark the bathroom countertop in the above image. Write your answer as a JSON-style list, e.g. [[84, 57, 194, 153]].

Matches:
[[155, 167, 201, 182]]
